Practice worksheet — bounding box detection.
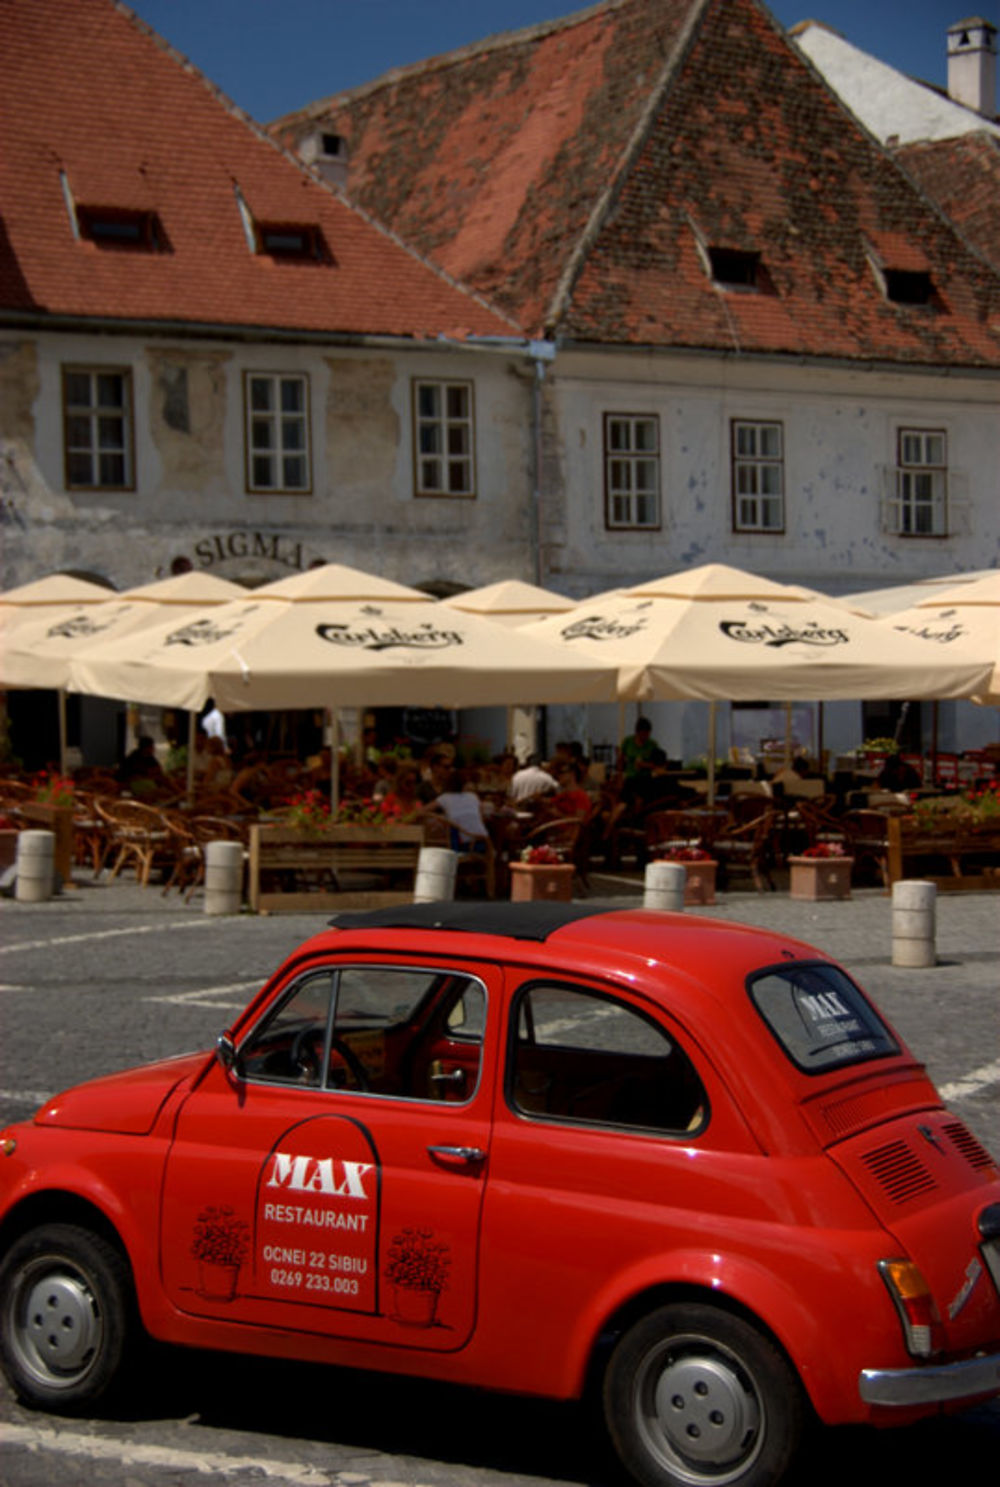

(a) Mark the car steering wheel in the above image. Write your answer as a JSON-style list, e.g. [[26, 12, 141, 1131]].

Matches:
[[289, 1028, 371, 1090]]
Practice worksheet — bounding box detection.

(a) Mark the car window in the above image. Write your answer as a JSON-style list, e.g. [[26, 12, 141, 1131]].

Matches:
[[509, 982, 707, 1134], [239, 964, 486, 1102], [239, 971, 335, 1087], [749, 961, 899, 1073]]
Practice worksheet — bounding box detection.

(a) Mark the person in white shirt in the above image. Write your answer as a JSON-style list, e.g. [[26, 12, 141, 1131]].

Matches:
[[201, 699, 227, 749], [508, 756, 559, 804]]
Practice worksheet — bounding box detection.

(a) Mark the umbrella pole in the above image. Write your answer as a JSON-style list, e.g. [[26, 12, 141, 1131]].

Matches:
[[331, 710, 340, 815], [784, 702, 793, 769], [58, 688, 68, 776], [186, 710, 196, 804], [708, 701, 717, 807]]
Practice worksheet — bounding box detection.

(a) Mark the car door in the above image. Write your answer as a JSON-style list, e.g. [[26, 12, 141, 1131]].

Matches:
[[160, 955, 498, 1352]]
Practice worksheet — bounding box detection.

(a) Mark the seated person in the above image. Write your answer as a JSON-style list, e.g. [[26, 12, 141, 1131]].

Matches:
[[508, 755, 559, 805], [427, 771, 490, 850], [543, 758, 593, 821], [119, 736, 168, 796]]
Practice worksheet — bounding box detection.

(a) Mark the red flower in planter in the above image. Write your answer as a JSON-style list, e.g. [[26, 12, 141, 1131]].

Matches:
[[799, 842, 846, 859], [655, 845, 713, 862], [521, 844, 565, 865]]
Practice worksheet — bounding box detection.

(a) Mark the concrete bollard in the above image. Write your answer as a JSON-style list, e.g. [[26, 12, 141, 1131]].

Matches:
[[203, 840, 244, 916], [413, 846, 458, 903], [15, 830, 55, 903], [644, 860, 687, 912], [892, 879, 937, 968]]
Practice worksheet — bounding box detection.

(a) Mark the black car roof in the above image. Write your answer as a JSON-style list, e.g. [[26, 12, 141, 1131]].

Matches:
[[328, 902, 613, 942]]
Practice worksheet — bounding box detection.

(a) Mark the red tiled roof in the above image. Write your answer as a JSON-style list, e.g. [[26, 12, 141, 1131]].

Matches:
[[274, 0, 1000, 365], [896, 133, 1000, 276], [0, 0, 517, 341]]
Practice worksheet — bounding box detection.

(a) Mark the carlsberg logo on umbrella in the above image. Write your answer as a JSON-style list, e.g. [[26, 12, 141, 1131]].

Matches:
[[562, 615, 650, 642], [316, 621, 464, 652], [720, 618, 849, 648], [165, 609, 260, 647]]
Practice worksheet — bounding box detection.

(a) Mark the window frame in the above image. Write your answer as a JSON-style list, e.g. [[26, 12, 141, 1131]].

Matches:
[[243, 371, 312, 495], [411, 378, 476, 498], [891, 426, 949, 537], [731, 418, 785, 534], [603, 412, 661, 531], [62, 365, 135, 492]]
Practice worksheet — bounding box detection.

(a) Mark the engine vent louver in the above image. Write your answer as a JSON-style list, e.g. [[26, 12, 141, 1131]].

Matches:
[[943, 1120, 996, 1173], [859, 1139, 937, 1204]]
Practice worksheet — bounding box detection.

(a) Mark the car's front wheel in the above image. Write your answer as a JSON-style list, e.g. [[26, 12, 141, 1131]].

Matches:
[[603, 1302, 805, 1487], [0, 1222, 135, 1411]]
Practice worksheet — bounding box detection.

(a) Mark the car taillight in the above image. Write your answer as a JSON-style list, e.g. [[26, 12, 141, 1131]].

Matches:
[[877, 1259, 941, 1359]]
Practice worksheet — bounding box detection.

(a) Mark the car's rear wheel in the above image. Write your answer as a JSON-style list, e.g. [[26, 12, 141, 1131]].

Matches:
[[603, 1302, 805, 1487], [0, 1223, 135, 1411]]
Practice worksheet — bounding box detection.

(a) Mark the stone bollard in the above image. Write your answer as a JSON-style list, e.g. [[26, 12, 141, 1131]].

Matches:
[[892, 879, 937, 968], [644, 860, 687, 912], [203, 840, 244, 916], [15, 829, 55, 903], [413, 846, 458, 903]]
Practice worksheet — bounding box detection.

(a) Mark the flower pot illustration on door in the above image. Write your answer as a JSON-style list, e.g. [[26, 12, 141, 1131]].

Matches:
[[385, 1228, 451, 1328], [190, 1205, 249, 1302]]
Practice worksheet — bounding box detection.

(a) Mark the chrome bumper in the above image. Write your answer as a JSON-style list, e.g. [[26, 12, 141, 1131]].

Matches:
[[860, 1350, 1000, 1407]]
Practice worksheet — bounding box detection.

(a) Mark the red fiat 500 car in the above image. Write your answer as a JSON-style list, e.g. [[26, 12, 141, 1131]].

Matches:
[[1, 903, 999, 1487]]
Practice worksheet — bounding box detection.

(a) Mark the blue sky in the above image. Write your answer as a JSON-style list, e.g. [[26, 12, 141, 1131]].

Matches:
[[127, 0, 997, 123]]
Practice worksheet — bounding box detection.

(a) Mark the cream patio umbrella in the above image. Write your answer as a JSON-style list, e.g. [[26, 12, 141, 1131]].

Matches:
[[69, 564, 619, 805], [0, 573, 119, 770], [0, 570, 245, 689], [522, 564, 994, 800], [879, 572, 1000, 706], [842, 570, 997, 616], [441, 579, 576, 627]]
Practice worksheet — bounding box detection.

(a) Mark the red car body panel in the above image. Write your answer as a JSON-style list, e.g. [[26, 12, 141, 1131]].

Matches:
[[2, 907, 998, 1429]]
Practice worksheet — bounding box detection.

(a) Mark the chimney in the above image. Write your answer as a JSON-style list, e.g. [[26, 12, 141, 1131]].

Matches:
[[947, 17, 997, 119], [297, 130, 349, 190]]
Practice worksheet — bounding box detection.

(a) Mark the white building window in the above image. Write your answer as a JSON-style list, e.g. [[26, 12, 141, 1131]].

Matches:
[[604, 414, 660, 529], [244, 373, 311, 493], [62, 367, 134, 490], [890, 428, 948, 536], [413, 380, 475, 496], [732, 420, 784, 533]]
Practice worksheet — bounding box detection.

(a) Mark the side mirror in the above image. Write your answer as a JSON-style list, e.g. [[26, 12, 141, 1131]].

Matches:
[[215, 1031, 238, 1073]]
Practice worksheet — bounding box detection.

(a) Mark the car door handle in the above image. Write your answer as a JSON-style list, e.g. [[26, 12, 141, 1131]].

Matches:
[[427, 1145, 487, 1167]]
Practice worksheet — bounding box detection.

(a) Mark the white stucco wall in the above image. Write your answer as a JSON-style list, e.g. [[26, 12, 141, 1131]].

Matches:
[[544, 349, 1000, 598], [0, 331, 535, 593]]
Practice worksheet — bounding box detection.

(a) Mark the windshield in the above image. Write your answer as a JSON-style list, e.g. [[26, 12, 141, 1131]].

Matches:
[[748, 961, 899, 1073]]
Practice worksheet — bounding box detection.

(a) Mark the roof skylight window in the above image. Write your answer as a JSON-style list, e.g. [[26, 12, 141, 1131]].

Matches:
[[708, 247, 761, 290], [77, 206, 163, 251], [884, 268, 935, 306], [257, 222, 324, 260]]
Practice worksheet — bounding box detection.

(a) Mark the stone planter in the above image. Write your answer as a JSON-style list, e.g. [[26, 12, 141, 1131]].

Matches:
[[788, 855, 853, 901], [509, 861, 574, 901], [20, 802, 74, 882]]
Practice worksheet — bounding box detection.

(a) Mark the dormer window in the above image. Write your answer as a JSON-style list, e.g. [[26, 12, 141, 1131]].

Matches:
[[708, 247, 761, 289], [257, 222, 323, 260], [884, 269, 935, 306], [77, 206, 163, 251], [866, 234, 937, 309]]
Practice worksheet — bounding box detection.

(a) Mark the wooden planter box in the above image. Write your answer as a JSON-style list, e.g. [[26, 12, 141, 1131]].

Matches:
[[20, 802, 74, 883], [509, 862, 575, 902], [248, 823, 425, 913], [886, 817, 1000, 892], [788, 855, 853, 901]]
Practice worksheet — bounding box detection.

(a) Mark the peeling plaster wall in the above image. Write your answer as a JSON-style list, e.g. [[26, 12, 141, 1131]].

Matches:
[[546, 348, 1000, 595], [2, 332, 535, 592]]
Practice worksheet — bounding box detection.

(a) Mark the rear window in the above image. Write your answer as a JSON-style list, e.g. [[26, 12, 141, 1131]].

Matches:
[[749, 961, 899, 1073]]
